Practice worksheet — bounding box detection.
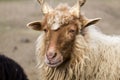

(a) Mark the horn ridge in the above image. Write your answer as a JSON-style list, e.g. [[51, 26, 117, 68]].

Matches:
[[37, 0, 44, 5], [37, 0, 53, 14], [79, 0, 86, 6]]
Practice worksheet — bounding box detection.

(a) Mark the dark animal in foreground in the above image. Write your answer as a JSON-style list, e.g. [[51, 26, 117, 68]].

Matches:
[[0, 55, 28, 80]]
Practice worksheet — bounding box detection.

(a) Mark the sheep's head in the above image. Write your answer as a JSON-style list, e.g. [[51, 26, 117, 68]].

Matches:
[[27, 0, 101, 67]]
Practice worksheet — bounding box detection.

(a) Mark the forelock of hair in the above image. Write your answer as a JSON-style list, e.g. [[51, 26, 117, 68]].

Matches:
[[45, 4, 75, 30]]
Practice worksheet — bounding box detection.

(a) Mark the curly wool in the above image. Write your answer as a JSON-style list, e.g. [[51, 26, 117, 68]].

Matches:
[[36, 25, 120, 80]]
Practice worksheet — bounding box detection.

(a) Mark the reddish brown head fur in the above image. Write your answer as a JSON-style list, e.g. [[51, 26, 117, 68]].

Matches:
[[44, 20, 79, 67]]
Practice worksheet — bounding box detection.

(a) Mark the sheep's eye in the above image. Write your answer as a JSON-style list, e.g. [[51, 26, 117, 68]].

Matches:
[[43, 29, 48, 32], [69, 29, 75, 33]]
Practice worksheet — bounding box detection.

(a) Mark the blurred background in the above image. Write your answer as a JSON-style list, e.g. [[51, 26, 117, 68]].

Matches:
[[0, 0, 120, 80]]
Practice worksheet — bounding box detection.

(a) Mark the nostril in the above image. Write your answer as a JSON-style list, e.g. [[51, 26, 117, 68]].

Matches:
[[53, 52, 57, 58], [47, 52, 57, 60]]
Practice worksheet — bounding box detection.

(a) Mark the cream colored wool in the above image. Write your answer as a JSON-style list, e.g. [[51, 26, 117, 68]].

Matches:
[[36, 25, 120, 80]]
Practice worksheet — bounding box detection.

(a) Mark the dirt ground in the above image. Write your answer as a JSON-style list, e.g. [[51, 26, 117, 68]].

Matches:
[[0, 0, 120, 80]]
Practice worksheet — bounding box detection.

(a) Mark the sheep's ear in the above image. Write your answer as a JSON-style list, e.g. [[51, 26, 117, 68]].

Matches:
[[27, 21, 43, 31], [83, 18, 101, 28]]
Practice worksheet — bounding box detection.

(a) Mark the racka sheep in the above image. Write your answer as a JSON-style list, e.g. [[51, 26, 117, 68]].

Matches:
[[27, 0, 120, 80]]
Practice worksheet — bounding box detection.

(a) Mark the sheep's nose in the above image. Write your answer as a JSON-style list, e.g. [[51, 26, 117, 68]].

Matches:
[[46, 52, 57, 60], [46, 48, 57, 60]]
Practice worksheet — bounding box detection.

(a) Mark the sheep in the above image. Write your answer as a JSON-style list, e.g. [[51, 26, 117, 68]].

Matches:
[[27, 0, 120, 80], [0, 55, 28, 80]]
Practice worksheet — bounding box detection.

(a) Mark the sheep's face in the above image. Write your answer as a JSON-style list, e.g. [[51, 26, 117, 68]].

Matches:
[[27, 2, 101, 67], [43, 20, 79, 67]]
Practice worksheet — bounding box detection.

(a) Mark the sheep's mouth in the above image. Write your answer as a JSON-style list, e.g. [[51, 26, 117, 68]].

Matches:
[[45, 59, 63, 67]]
